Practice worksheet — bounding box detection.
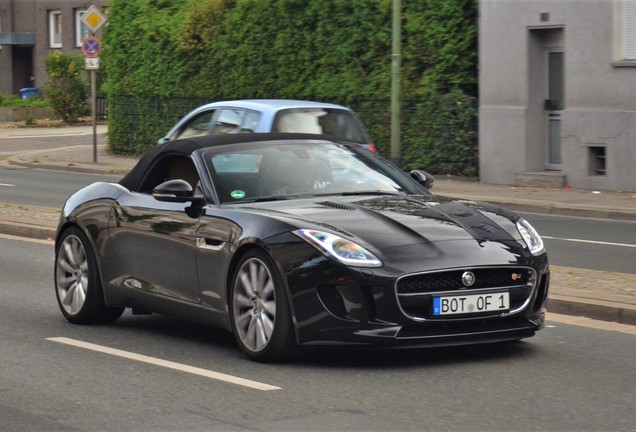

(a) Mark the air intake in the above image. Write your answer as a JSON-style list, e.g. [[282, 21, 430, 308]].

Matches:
[[316, 201, 356, 211]]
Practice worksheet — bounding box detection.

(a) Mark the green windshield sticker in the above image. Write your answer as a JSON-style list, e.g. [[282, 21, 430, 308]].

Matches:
[[230, 190, 246, 199]]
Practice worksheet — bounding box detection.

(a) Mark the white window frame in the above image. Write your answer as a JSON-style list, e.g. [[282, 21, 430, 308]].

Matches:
[[75, 9, 90, 47], [624, 0, 636, 59], [49, 10, 63, 48], [613, 0, 636, 64]]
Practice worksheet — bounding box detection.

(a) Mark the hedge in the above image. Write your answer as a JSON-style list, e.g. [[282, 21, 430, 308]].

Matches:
[[103, 0, 478, 175]]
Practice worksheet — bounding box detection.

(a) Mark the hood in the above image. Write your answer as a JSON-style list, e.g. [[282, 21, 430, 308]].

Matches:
[[234, 194, 523, 250]]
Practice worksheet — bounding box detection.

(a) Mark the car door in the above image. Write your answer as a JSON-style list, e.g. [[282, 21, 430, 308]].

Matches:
[[109, 155, 202, 303]]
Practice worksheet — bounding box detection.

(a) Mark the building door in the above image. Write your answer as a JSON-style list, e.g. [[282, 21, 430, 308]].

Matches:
[[11, 47, 34, 94], [544, 48, 564, 170]]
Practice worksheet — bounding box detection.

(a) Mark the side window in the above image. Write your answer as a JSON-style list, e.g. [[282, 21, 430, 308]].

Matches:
[[175, 111, 215, 140], [273, 108, 366, 142], [319, 111, 365, 142], [274, 111, 323, 134], [211, 109, 245, 134], [240, 111, 261, 133], [138, 155, 200, 195]]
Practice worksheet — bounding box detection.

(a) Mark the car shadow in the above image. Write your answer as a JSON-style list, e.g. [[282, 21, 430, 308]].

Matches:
[[107, 312, 237, 350], [292, 340, 543, 369], [105, 313, 543, 368]]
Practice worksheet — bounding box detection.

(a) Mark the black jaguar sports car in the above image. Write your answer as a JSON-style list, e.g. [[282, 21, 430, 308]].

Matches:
[[54, 133, 549, 362]]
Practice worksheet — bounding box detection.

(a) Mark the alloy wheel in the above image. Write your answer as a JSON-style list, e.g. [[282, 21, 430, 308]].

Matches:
[[56, 234, 89, 316], [232, 257, 277, 352]]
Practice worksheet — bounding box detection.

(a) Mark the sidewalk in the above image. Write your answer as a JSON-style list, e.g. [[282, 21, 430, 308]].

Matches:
[[1, 141, 635, 326]]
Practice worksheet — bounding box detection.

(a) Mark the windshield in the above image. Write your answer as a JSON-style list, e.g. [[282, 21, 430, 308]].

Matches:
[[204, 141, 423, 204]]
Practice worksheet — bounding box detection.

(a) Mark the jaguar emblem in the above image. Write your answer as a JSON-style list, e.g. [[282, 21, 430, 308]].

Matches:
[[461, 271, 476, 287]]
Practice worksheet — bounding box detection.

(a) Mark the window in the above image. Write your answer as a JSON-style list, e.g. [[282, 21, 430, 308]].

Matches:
[[75, 9, 90, 47], [614, 0, 636, 63], [49, 10, 62, 48], [212, 109, 246, 134], [175, 111, 216, 140], [626, 0, 636, 59], [273, 108, 367, 142]]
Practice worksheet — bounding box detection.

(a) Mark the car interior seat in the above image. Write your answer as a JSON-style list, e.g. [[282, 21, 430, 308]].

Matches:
[[167, 157, 200, 192]]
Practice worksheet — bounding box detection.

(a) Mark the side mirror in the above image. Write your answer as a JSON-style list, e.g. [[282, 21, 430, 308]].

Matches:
[[410, 170, 435, 190], [152, 179, 195, 202]]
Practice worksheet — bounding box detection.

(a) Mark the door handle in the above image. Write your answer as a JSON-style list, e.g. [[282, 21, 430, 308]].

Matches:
[[196, 237, 225, 251]]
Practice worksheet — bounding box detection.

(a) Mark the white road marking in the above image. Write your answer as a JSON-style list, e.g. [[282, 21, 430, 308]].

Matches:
[[0, 183, 16, 187], [548, 313, 636, 335], [543, 236, 636, 248], [47, 337, 282, 391], [7, 133, 87, 138], [0, 233, 53, 245]]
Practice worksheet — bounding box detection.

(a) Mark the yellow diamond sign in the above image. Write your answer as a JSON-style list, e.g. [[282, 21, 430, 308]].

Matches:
[[81, 5, 107, 34]]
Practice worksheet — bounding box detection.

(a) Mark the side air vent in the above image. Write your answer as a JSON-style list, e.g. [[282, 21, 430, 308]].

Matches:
[[316, 201, 356, 211]]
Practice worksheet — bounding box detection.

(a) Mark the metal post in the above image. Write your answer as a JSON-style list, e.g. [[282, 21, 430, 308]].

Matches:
[[390, 0, 402, 168], [91, 68, 97, 163]]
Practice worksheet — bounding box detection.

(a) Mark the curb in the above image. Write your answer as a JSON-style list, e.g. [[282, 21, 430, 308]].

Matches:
[[0, 220, 56, 240], [433, 194, 636, 222], [0, 216, 633, 328], [7, 157, 131, 175], [548, 297, 636, 326]]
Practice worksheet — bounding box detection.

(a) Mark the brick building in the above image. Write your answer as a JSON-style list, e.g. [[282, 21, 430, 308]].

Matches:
[[0, 0, 107, 96]]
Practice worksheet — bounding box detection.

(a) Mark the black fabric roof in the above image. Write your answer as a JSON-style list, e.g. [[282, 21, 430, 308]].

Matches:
[[118, 133, 346, 191]]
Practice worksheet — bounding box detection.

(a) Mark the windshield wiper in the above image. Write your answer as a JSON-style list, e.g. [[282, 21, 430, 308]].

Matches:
[[235, 194, 318, 203]]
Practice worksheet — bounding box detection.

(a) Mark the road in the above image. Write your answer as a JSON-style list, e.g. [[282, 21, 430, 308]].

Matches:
[[1, 235, 635, 432], [1, 165, 634, 275], [520, 212, 636, 275], [0, 127, 106, 157], [0, 166, 117, 208]]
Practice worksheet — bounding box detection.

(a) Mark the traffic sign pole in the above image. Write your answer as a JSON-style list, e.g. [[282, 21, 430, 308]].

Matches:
[[91, 68, 97, 163], [81, 36, 102, 163], [80, 5, 107, 164]]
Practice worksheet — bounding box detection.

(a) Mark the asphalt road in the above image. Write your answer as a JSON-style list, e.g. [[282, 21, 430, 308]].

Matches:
[[0, 129, 106, 158], [520, 212, 636, 275], [1, 235, 635, 432], [1, 166, 634, 275], [0, 166, 118, 208]]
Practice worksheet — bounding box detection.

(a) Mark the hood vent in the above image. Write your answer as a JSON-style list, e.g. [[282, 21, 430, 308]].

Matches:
[[316, 200, 357, 211]]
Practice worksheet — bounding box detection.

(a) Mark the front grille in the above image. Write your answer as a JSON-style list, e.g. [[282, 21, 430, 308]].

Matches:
[[397, 267, 532, 294], [396, 266, 537, 321]]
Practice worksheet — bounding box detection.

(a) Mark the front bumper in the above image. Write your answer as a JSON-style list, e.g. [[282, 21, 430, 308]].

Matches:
[[281, 250, 550, 348]]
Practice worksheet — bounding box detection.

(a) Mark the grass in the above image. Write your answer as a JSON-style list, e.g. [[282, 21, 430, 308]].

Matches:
[[0, 117, 100, 129], [0, 94, 50, 108]]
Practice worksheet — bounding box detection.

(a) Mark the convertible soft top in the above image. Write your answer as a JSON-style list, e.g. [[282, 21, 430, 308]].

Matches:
[[118, 133, 345, 191]]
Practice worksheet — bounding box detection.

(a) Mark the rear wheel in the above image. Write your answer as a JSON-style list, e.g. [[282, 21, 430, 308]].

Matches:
[[230, 250, 296, 362], [55, 226, 124, 324]]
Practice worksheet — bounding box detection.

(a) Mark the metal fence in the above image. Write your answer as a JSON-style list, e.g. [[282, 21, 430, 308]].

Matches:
[[107, 94, 478, 176]]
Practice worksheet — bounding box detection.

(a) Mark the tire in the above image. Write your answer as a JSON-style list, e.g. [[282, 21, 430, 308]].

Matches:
[[54, 226, 124, 324], [230, 250, 297, 362]]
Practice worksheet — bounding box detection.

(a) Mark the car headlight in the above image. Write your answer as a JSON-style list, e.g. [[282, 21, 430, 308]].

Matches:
[[293, 229, 382, 267], [516, 218, 545, 255]]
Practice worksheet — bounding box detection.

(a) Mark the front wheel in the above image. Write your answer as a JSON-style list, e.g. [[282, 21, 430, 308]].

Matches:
[[230, 250, 296, 362], [54, 226, 124, 324]]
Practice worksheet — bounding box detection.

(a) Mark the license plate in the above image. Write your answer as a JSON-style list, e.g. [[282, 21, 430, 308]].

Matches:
[[433, 292, 509, 316]]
